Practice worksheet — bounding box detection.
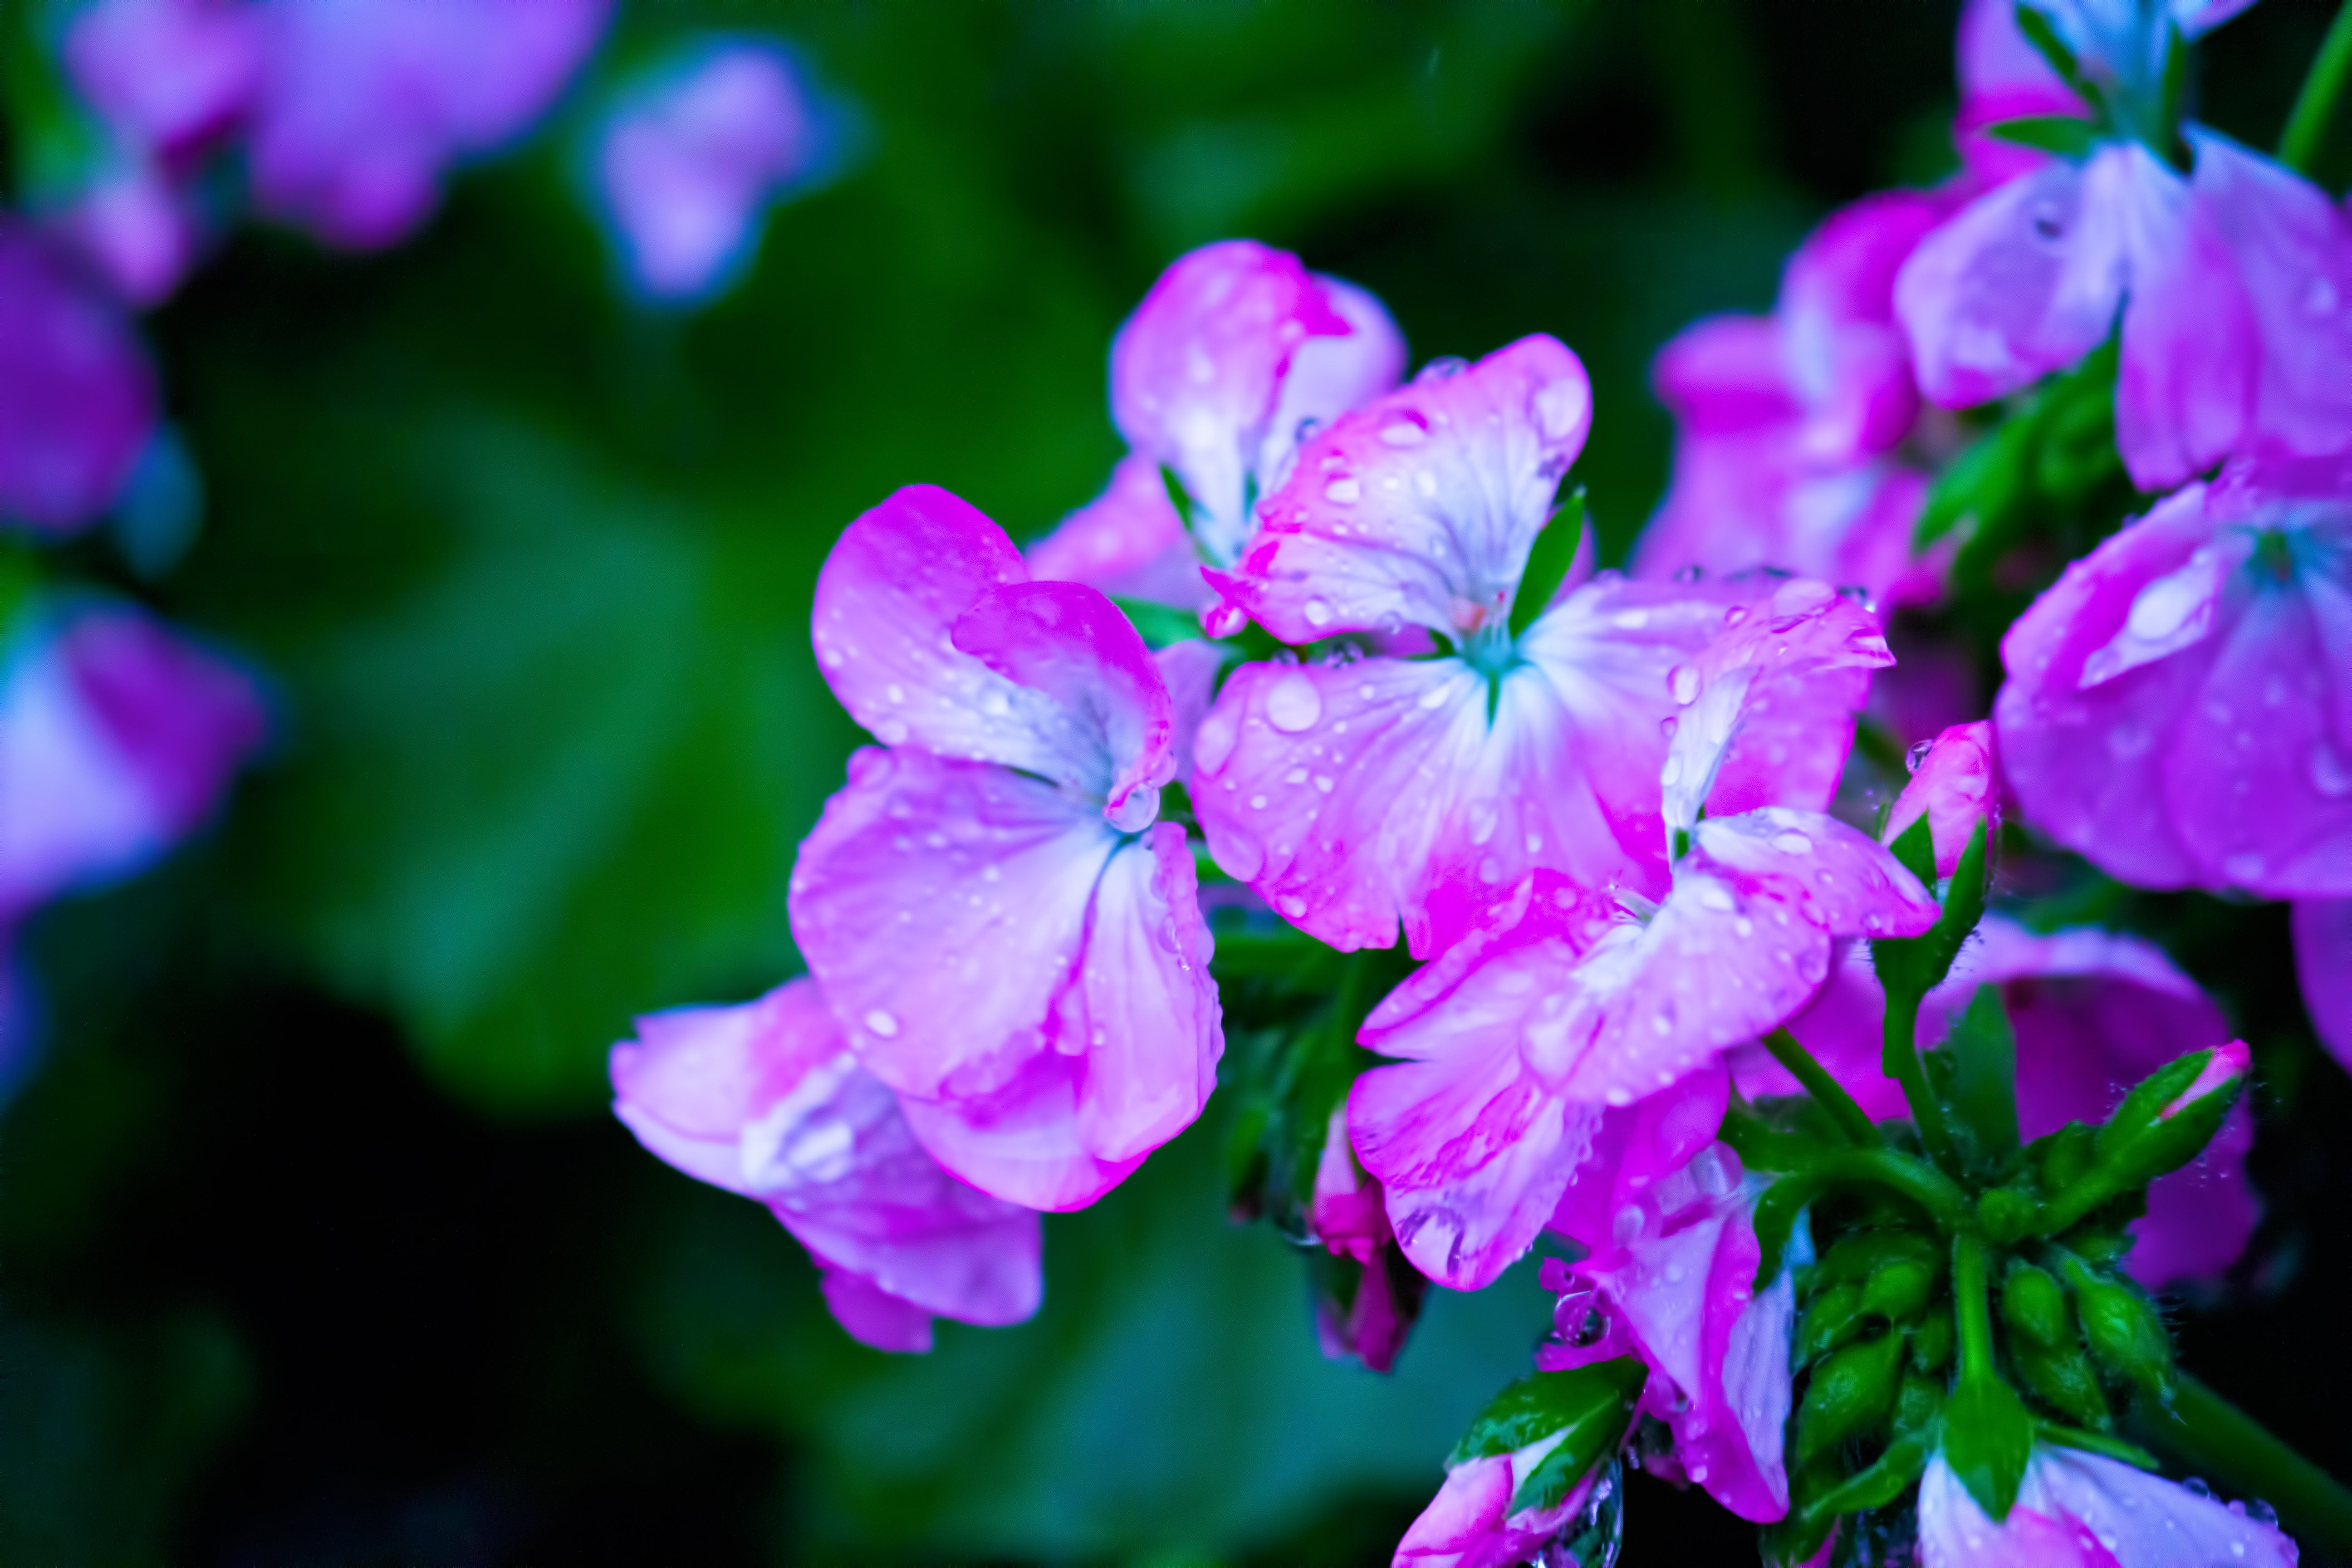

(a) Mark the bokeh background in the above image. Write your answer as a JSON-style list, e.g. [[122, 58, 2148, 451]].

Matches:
[[8, 1, 2352, 1562]]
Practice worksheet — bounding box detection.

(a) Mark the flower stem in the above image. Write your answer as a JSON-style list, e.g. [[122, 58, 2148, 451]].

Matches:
[[1762, 1027, 1880, 1146], [1882, 986, 1961, 1174], [2133, 1373, 2352, 1555], [2280, 0, 2352, 176], [1953, 1233, 1996, 1386]]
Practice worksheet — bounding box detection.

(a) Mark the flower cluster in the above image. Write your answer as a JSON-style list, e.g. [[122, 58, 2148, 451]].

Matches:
[[596, 0, 2352, 1557]]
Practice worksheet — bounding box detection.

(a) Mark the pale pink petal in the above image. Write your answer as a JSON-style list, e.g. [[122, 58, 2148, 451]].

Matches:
[[1210, 336, 1592, 643], [1696, 809, 1940, 938], [789, 746, 1112, 1098], [1546, 1064, 1732, 1250], [1394, 1453, 1514, 1563], [1108, 240, 1355, 562], [1154, 637, 1224, 787], [2026, 1447, 2299, 1568], [1727, 944, 1909, 1122], [1885, 720, 2000, 877], [1995, 482, 2220, 888], [1955, 0, 2087, 186], [1260, 274, 1408, 485], [818, 1269, 937, 1352], [897, 1049, 1145, 1213], [1661, 578, 1892, 834], [1653, 315, 1800, 438], [1897, 145, 2143, 410], [608, 982, 835, 1191], [1783, 190, 1954, 342], [2184, 130, 2352, 479], [1026, 450, 1209, 609], [1918, 1456, 2097, 1568], [951, 580, 1175, 815], [2294, 897, 2352, 1072], [2114, 152, 2259, 491]]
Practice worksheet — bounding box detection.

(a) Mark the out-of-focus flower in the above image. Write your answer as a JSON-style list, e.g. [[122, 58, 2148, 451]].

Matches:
[[1884, 719, 1999, 877], [0, 943, 39, 1113], [593, 38, 836, 304], [247, 0, 611, 249], [1638, 191, 1953, 609], [790, 485, 1222, 1211], [2293, 897, 2352, 1073], [1995, 456, 2352, 899], [1540, 1138, 1802, 1523], [1953, 0, 2092, 184], [1029, 240, 1404, 601], [610, 976, 1043, 1352], [1196, 340, 1846, 959], [1916, 1444, 2296, 1568], [0, 604, 267, 919], [63, 0, 260, 158], [1733, 914, 2254, 1287], [1344, 584, 1935, 1290], [0, 221, 157, 534], [1306, 1106, 1416, 1372], [48, 157, 205, 306]]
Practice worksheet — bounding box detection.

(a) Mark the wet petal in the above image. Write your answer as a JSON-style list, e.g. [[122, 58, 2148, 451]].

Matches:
[[2115, 146, 2258, 491], [1026, 450, 1210, 609], [2294, 897, 2352, 1073]]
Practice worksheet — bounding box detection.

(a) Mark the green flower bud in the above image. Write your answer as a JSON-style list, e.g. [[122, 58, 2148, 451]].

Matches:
[[2001, 1262, 2070, 1350], [1816, 1228, 1940, 1286], [2064, 1259, 2172, 1395], [2033, 1122, 2097, 1193], [1798, 1282, 1867, 1362], [1795, 1329, 1905, 1467], [1895, 1371, 1946, 1433], [1910, 1308, 1955, 1372], [1979, 1186, 2039, 1244], [2015, 1343, 2112, 1430], [1862, 1258, 1937, 1324]]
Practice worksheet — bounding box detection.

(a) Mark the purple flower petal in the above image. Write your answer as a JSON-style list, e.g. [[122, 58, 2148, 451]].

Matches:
[[0, 221, 157, 534], [1918, 1447, 2298, 1568], [2295, 897, 2352, 1073], [1026, 450, 1209, 609]]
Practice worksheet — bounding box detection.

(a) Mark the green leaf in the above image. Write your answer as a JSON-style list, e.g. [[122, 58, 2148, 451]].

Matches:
[[1111, 594, 1205, 649], [2012, 4, 2105, 115], [1943, 1373, 2038, 1520], [1160, 463, 1206, 532], [1984, 115, 2099, 157], [1454, 1357, 1647, 1469], [1872, 818, 1989, 1002], [1506, 487, 1585, 641], [1945, 985, 2022, 1162]]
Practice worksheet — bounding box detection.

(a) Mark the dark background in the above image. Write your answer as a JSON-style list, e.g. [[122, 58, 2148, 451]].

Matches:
[[6, 1, 2351, 1561]]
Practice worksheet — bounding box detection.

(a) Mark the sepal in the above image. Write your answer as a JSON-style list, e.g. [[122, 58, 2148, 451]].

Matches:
[[1447, 1357, 1648, 1484], [1872, 818, 1990, 1004]]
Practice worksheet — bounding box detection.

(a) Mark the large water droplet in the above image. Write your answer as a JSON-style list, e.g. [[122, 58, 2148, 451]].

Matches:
[[1906, 740, 1933, 774], [1380, 416, 1428, 446], [2311, 740, 2352, 798], [1323, 476, 1362, 504], [1771, 830, 1813, 855], [1266, 671, 1324, 732], [1669, 666, 1700, 705], [863, 1009, 900, 1038], [2127, 569, 2209, 640], [1303, 597, 1334, 627]]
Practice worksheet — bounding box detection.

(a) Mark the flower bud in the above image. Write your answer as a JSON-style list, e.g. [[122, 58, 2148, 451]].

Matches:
[[1795, 1328, 1904, 1466], [1860, 1257, 1936, 1323], [1910, 1309, 1955, 1372], [1883, 720, 1999, 881], [2095, 1041, 2250, 1186], [2015, 1342, 2112, 1429], [2000, 1262, 2069, 1350], [1798, 1281, 1866, 1362], [2063, 1259, 2173, 1395]]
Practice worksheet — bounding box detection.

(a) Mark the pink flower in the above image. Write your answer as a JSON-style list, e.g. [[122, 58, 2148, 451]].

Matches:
[[1897, 126, 2352, 492], [2293, 897, 2352, 1074], [1026, 240, 1404, 606], [1884, 719, 2000, 878], [594, 39, 831, 303], [1733, 914, 2255, 1287], [610, 976, 1043, 1352], [247, 0, 611, 249], [64, 0, 259, 159], [1994, 456, 2352, 900], [1305, 1105, 1420, 1372], [48, 157, 205, 306], [1393, 1436, 1619, 1568], [1342, 583, 1934, 1290], [1540, 1140, 1800, 1523], [0, 605, 267, 919], [1916, 1446, 2297, 1568], [1638, 191, 1953, 610], [789, 485, 1222, 1211], [0, 221, 156, 534], [1953, 0, 2091, 185]]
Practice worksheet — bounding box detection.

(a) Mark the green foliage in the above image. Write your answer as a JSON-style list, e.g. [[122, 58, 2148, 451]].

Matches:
[[1941, 985, 2022, 1165]]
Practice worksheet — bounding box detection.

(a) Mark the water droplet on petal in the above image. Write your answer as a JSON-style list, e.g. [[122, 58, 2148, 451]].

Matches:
[[1669, 665, 1700, 705], [863, 1009, 900, 1038], [1906, 740, 1933, 774], [1323, 477, 1362, 504], [1303, 597, 1334, 627], [1266, 671, 1324, 732], [1772, 830, 1813, 855]]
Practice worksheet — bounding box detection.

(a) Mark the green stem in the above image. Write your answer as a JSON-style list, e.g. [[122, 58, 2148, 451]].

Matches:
[[2134, 1374, 2352, 1555], [2280, 0, 2352, 176], [1882, 987, 1961, 1174], [1953, 1233, 1996, 1386], [1763, 1027, 1880, 1146]]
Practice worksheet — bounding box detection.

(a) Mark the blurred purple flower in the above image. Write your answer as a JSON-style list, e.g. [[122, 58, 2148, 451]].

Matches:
[[1917, 1444, 2296, 1568], [1638, 191, 1956, 610], [1995, 456, 2352, 900], [789, 485, 1222, 1211], [0, 604, 267, 919], [2293, 897, 2352, 1073], [594, 39, 835, 304], [611, 976, 1043, 1352], [0, 220, 157, 534], [1884, 719, 2000, 879], [64, 0, 260, 158], [247, 0, 611, 249]]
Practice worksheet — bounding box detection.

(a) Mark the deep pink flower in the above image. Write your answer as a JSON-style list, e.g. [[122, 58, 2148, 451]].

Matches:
[[1916, 1446, 2297, 1568], [1306, 1106, 1415, 1372], [247, 0, 611, 249], [595, 39, 827, 303], [610, 976, 1043, 1352], [2293, 897, 2352, 1073], [0, 605, 268, 920], [1953, 0, 2092, 185], [1029, 240, 1404, 600], [1638, 191, 1953, 609], [1392, 1434, 1617, 1568], [1884, 719, 2000, 878], [790, 485, 1222, 1211], [1995, 456, 2352, 899], [1897, 126, 2352, 492], [1195, 341, 1870, 960], [0, 221, 156, 534], [1539, 1139, 1800, 1523], [1733, 914, 2254, 1287]]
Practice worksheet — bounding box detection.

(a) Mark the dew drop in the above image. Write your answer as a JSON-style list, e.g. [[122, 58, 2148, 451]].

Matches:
[[1906, 740, 1933, 774], [1303, 597, 1334, 627], [863, 1009, 900, 1038], [1771, 830, 1813, 855], [1266, 671, 1325, 732], [1379, 418, 1427, 447], [1669, 665, 1700, 705], [1324, 477, 1362, 504]]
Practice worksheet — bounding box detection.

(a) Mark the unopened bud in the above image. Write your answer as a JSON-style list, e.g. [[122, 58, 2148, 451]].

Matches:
[[1910, 1309, 1955, 1372], [2000, 1263, 2070, 1350], [1795, 1329, 1904, 1467], [2016, 1343, 2112, 1429], [1883, 721, 1999, 881], [2096, 1041, 2249, 1184], [1861, 1258, 1936, 1323], [2065, 1259, 2173, 1395], [1798, 1282, 1866, 1362]]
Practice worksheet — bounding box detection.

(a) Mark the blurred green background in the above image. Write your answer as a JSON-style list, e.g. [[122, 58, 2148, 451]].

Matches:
[[8, 0, 2352, 1562]]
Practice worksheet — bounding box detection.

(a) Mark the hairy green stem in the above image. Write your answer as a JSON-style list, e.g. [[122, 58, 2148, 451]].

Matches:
[[2281, 0, 2352, 176], [1763, 1027, 1880, 1146], [1882, 986, 1961, 1174], [2133, 1374, 2352, 1555], [1953, 1233, 1996, 1386]]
